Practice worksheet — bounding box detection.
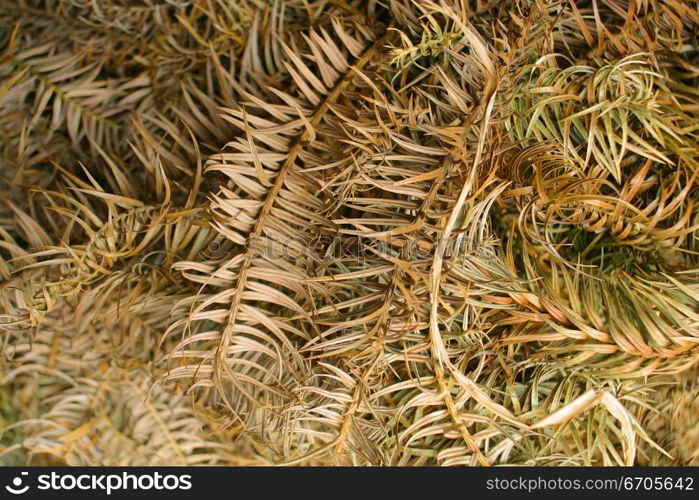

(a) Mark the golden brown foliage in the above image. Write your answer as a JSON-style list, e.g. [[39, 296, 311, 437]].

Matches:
[[0, 0, 697, 465]]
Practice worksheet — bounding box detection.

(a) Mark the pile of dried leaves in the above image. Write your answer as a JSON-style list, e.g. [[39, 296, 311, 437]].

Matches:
[[0, 0, 697, 466]]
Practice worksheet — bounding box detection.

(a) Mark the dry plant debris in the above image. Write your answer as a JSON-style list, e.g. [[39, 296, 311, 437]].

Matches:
[[0, 0, 697, 466]]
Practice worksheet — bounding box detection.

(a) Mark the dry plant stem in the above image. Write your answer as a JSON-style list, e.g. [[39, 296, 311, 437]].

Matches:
[[428, 93, 497, 467], [427, 17, 498, 464]]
